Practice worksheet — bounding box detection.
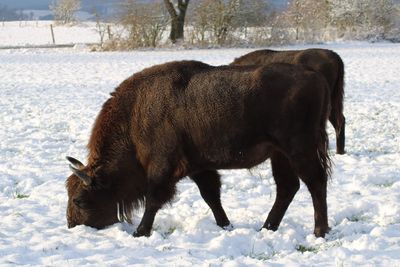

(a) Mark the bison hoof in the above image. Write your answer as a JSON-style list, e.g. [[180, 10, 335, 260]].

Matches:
[[133, 228, 151, 238], [262, 222, 278, 232], [222, 224, 234, 231], [314, 226, 331, 238], [217, 219, 231, 229], [336, 149, 346, 155]]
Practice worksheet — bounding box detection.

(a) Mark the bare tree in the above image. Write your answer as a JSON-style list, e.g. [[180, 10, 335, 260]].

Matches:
[[188, 1, 210, 45], [364, 0, 396, 39], [189, 0, 240, 46], [234, 0, 271, 45], [235, 0, 270, 27], [330, 0, 396, 40], [49, 0, 81, 24], [283, 0, 330, 43], [116, 0, 168, 49], [211, 0, 240, 45], [93, 8, 108, 48], [164, 0, 190, 43]]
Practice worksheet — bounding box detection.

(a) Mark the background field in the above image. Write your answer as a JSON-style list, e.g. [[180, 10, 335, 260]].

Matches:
[[0, 24, 399, 266], [0, 21, 100, 47]]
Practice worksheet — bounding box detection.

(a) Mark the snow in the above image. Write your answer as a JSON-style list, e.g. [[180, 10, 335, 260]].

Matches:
[[1, 36, 400, 265], [0, 21, 100, 46]]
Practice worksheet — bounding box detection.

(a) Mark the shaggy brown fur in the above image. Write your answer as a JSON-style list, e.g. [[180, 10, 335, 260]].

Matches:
[[66, 60, 332, 238], [231, 48, 346, 154]]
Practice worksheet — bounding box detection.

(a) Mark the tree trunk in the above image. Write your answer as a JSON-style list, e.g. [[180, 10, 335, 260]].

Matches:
[[164, 0, 189, 43]]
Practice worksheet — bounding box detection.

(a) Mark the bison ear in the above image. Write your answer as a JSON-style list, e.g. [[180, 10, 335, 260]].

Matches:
[[66, 156, 85, 169], [68, 165, 93, 186], [67, 156, 92, 185]]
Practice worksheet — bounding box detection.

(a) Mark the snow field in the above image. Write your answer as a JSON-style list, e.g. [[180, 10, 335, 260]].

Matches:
[[0, 21, 101, 47], [0, 43, 399, 266]]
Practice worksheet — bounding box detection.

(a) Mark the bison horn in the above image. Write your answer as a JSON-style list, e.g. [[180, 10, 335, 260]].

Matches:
[[69, 165, 93, 186], [66, 156, 85, 169]]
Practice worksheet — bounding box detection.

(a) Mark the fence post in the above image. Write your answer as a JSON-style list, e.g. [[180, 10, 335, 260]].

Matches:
[[107, 25, 112, 40], [50, 24, 55, 44]]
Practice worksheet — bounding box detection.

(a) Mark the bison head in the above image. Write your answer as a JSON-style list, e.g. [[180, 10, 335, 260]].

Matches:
[[65, 156, 120, 229]]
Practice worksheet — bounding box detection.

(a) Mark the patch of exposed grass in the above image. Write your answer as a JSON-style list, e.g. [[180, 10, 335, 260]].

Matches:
[[159, 226, 177, 239], [296, 244, 318, 254], [248, 241, 277, 261], [347, 214, 368, 222], [14, 192, 29, 199], [376, 181, 395, 188]]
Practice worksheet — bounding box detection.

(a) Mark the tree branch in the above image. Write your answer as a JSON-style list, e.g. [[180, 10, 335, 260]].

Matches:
[[164, 0, 177, 19]]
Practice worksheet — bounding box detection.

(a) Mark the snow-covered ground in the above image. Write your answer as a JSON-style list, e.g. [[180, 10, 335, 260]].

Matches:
[[1, 42, 400, 266], [0, 21, 100, 46]]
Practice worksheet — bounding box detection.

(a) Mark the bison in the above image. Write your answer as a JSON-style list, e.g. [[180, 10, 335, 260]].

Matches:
[[66, 60, 332, 238], [231, 48, 346, 154]]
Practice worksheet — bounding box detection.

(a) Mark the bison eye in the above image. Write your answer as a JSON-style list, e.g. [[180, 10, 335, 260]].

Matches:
[[73, 197, 83, 208], [73, 197, 90, 209]]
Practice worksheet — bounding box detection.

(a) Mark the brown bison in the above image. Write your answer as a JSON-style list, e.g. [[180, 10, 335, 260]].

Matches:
[[231, 48, 346, 154], [66, 60, 332, 238]]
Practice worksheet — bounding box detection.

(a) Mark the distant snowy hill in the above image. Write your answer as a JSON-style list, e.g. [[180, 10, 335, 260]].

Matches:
[[1, 0, 120, 19], [1, 0, 51, 9], [3, 0, 400, 11], [2, 0, 125, 10], [1, 0, 289, 18]]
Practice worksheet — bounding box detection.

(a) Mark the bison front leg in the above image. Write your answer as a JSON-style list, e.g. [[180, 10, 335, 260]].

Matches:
[[134, 169, 177, 237], [263, 152, 300, 231], [134, 199, 161, 237], [190, 170, 231, 228]]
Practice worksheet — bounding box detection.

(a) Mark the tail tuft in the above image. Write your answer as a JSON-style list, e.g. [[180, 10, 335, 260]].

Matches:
[[317, 80, 333, 179]]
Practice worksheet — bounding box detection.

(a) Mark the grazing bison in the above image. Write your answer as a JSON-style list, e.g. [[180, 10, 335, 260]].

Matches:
[[231, 48, 346, 154], [66, 60, 332, 238]]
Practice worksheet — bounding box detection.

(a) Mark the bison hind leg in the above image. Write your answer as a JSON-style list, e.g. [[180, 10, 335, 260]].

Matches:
[[329, 112, 346, 154], [291, 152, 330, 238], [190, 170, 231, 229]]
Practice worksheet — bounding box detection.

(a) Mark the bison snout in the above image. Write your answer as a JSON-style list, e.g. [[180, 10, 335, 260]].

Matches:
[[67, 221, 76, 228]]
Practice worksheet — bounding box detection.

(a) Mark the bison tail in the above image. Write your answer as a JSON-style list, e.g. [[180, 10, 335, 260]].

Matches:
[[331, 52, 345, 129], [317, 83, 333, 179]]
